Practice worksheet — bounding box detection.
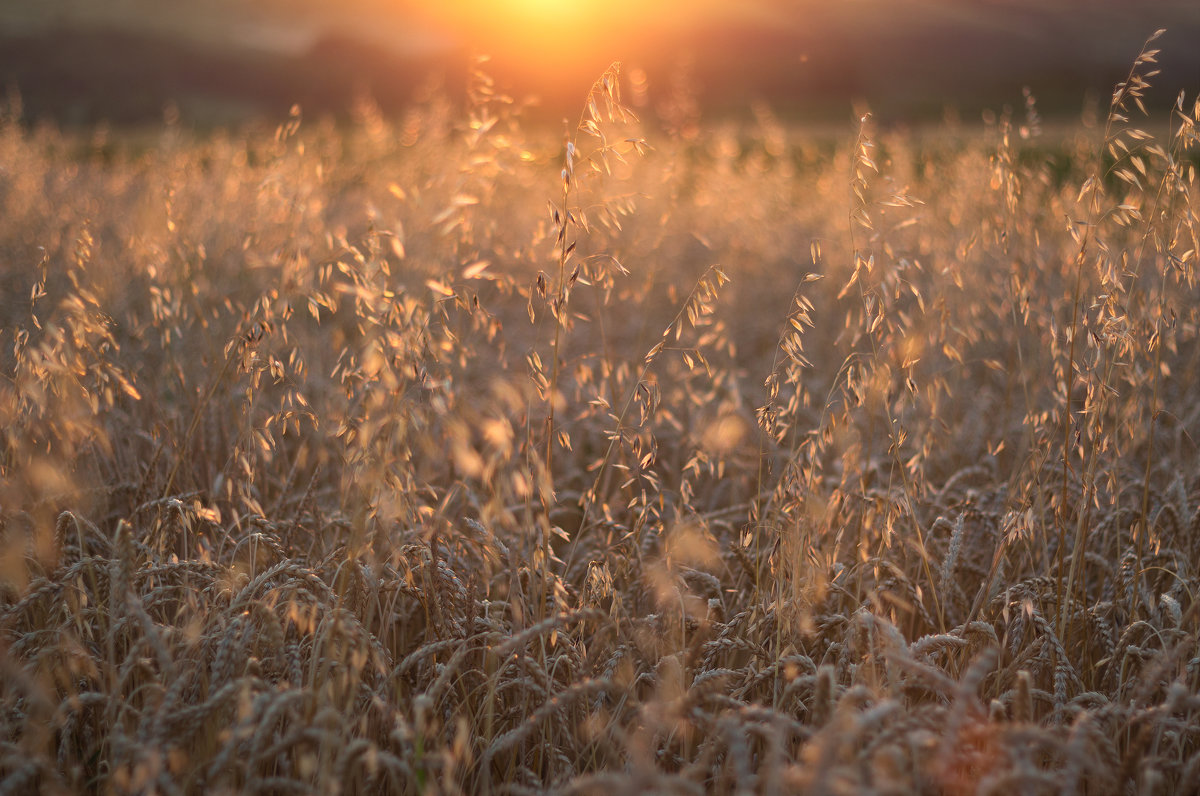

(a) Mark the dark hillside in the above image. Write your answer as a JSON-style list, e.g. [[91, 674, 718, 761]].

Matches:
[[0, 27, 449, 125]]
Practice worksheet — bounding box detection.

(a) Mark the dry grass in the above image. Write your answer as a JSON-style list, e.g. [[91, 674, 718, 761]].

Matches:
[[2, 40, 1200, 795]]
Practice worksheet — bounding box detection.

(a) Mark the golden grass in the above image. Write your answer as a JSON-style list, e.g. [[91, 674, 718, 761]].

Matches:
[[2, 40, 1200, 794]]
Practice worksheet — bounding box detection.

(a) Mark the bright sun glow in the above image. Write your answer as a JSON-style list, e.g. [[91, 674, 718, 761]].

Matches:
[[419, 0, 675, 87]]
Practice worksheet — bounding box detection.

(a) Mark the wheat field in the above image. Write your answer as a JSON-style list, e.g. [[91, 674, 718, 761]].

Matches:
[[2, 39, 1200, 795]]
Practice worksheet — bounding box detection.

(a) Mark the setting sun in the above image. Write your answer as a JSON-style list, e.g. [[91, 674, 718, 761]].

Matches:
[[418, 0, 652, 84]]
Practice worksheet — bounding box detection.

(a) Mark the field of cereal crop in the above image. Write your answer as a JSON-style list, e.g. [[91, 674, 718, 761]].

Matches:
[[2, 39, 1200, 794]]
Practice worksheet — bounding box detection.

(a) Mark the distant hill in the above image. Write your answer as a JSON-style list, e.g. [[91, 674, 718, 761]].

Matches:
[[652, 0, 1200, 119], [0, 26, 454, 126]]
